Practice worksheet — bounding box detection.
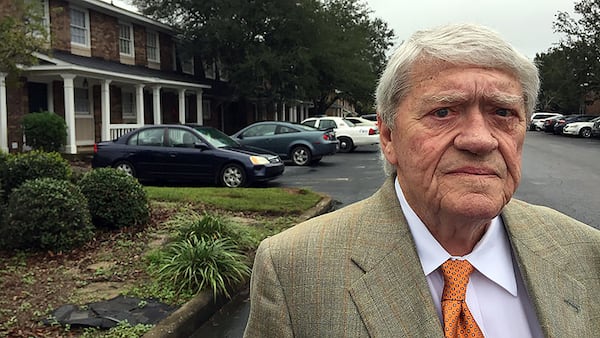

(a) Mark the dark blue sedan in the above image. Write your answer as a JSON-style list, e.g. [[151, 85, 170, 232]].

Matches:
[[92, 125, 284, 187]]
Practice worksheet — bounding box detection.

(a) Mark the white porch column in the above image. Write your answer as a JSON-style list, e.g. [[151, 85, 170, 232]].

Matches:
[[178, 88, 186, 124], [61, 74, 77, 154], [282, 102, 287, 121], [274, 102, 278, 121], [292, 105, 298, 122], [135, 84, 144, 126], [101, 79, 112, 141], [0, 73, 8, 153], [152, 86, 161, 124], [196, 90, 203, 125], [47, 83, 54, 113]]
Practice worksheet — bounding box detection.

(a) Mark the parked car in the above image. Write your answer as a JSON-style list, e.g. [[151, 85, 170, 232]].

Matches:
[[553, 115, 597, 135], [360, 114, 378, 121], [344, 116, 378, 126], [301, 116, 379, 153], [229, 121, 338, 166], [592, 118, 600, 138], [562, 116, 600, 138], [529, 112, 562, 131], [92, 125, 284, 187], [541, 115, 564, 133]]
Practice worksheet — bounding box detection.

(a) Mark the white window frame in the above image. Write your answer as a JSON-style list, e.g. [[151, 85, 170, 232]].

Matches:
[[182, 57, 194, 75], [70, 7, 89, 48], [74, 87, 91, 115], [121, 89, 136, 119], [204, 61, 215, 79], [146, 30, 160, 63], [119, 22, 135, 57]]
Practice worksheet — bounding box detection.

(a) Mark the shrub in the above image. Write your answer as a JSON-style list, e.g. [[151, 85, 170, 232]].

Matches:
[[78, 168, 150, 229], [0, 150, 11, 198], [168, 211, 259, 252], [153, 236, 251, 299], [22, 111, 67, 152], [4, 150, 72, 195], [0, 178, 94, 251]]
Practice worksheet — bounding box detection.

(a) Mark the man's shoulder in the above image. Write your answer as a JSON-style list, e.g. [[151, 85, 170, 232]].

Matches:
[[503, 198, 600, 243]]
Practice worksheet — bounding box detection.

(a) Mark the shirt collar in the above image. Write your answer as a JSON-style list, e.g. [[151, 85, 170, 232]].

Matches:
[[394, 178, 518, 296]]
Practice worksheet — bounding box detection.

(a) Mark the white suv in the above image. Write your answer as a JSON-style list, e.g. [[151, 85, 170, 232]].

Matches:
[[301, 116, 379, 152], [529, 112, 563, 131], [563, 116, 600, 138]]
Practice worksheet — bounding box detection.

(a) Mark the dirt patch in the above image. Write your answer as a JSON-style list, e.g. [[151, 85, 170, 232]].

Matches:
[[0, 205, 170, 337]]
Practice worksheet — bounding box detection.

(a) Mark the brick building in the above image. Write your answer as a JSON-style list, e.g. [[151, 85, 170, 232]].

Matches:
[[0, 0, 216, 154]]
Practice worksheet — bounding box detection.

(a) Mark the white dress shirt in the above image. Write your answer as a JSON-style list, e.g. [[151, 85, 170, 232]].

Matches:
[[394, 179, 544, 337]]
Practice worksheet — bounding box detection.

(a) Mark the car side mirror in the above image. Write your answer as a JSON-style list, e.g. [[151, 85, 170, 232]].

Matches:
[[194, 142, 210, 150], [236, 134, 244, 140]]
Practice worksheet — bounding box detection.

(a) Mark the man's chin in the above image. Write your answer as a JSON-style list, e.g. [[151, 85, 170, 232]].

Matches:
[[444, 193, 505, 220]]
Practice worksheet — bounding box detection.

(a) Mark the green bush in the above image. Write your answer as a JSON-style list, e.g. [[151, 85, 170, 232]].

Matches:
[[4, 150, 72, 195], [22, 111, 67, 152], [0, 150, 11, 198], [168, 211, 259, 252], [0, 178, 94, 251], [78, 168, 150, 229], [153, 236, 251, 299]]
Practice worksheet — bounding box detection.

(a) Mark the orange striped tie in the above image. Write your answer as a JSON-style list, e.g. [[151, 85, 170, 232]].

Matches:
[[440, 260, 484, 338]]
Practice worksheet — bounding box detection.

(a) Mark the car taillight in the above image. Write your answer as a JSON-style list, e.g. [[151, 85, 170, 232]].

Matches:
[[323, 134, 330, 141], [93, 143, 98, 153], [368, 128, 378, 135]]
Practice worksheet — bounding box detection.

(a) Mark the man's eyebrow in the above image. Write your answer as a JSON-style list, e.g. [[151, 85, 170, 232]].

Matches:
[[483, 92, 524, 106], [422, 92, 469, 105], [421, 91, 524, 106]]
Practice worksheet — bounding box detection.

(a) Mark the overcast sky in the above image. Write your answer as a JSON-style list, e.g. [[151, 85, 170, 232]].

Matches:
[[111, 0, 578, 59], [366, 0, 578, 59]]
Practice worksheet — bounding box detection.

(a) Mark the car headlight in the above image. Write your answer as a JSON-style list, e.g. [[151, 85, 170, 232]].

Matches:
[[250, 156, 270, 165]]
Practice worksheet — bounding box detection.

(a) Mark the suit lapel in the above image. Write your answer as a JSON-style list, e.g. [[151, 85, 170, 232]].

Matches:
[[503, 200, 588, 338], [348, 178, 442, 337]]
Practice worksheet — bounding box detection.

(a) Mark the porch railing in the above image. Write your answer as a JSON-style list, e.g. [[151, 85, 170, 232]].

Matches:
[[109, 124, 142, 140]]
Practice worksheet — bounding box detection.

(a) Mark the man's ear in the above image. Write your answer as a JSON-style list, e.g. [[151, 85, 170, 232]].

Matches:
[[378, 114, 398, 166]]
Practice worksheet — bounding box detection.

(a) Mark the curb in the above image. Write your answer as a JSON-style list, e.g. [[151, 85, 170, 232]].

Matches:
[[143, 194, 334, 337]]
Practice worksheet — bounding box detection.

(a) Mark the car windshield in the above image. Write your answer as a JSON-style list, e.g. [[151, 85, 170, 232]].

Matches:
[[195, 127, 240, 148]]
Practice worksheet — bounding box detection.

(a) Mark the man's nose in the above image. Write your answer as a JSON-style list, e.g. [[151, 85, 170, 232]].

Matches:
[[453, 110, 498, 154]]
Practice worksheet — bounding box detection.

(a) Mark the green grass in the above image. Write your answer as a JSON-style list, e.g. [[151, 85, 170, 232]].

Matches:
[[144, 187, 321, 214]]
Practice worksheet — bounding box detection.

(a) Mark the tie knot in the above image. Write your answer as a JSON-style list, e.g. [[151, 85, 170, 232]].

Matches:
[[441, 260, 474, 301]]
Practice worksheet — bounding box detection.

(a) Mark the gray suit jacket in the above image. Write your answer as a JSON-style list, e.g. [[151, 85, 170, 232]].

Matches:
[[244, 177, 600, 337]]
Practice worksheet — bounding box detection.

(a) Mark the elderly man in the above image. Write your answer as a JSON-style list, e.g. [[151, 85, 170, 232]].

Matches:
[[244, 23, 600, 337]]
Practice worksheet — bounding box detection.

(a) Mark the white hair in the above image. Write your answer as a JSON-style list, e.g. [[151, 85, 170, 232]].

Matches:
[[375, 23, 540, 176]]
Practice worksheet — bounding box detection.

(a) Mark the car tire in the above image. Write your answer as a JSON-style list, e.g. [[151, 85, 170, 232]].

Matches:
[[291, 146, 312, 166], [113, 161, 136, 177], [220, 163, 246, 188], [338, 136, 354, 153], [580, 128, 592, 138]]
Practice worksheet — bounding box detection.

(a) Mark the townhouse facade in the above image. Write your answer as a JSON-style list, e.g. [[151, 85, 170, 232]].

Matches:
[[0, 0, 349, 154], [0, 0, 216, 154]]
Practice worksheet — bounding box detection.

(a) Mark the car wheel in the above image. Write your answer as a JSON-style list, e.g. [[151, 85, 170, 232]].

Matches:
[[338, 137, 354, 153], [220, 163, 246, 188], [580, 127, 592, 138], [113, 161, 136, 177], [291, 146, 312, 166]]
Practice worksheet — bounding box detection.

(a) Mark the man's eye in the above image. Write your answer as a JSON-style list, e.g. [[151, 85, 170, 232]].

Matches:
[[433, 108, 450, 118], [496, 109, 511, 117]]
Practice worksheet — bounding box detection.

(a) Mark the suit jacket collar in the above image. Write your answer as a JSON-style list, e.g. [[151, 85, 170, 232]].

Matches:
[[348, 176, 443, 336], [347, 177, 587, 337], [503, 200, 588, 337]]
